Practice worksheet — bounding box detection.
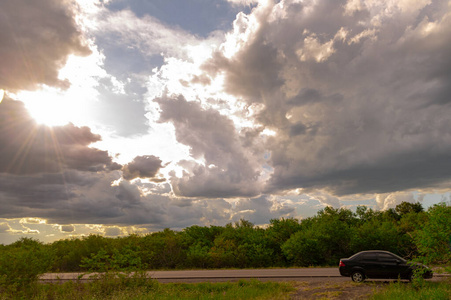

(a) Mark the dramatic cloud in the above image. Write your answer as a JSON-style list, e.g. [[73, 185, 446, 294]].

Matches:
[[0, 0, 90, 91], [122, 155, 164, 181], [2, 0, 450, 244], [0, 97, 119, 175], [203, 0, 451, 197], [155, 94, 264, 198]]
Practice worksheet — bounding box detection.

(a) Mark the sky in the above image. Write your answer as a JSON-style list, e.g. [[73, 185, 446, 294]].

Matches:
[[0, 0, 450, 244]]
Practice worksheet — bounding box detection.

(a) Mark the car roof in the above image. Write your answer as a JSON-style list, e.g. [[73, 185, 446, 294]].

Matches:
[[357, 250, 392, 254], [352, 250, 406, 260]]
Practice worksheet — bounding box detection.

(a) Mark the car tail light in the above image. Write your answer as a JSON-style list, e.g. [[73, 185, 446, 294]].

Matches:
[[339, 260, 345, 267]]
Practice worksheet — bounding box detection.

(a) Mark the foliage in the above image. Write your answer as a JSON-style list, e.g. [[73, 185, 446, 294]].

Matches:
[[282, 207, 356, 266], [80, 245, 143, 272], [139, 228, 186, 269], [281, 228, 323, 266], [0, 201, 449, 276], [351, 220, 401, 254], [0, 238, 52, 296], [414, 203, 451, 264], [395, 202, 424, 216]]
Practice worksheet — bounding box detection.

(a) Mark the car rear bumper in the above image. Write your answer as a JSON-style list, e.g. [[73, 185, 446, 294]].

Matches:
[[339, 267, 351, 277]]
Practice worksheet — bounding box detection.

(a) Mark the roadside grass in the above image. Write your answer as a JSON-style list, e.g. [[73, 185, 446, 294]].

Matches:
[[0, 274, 295, 300], [312, 290, 343, 298], [370, 278, 451, 300]]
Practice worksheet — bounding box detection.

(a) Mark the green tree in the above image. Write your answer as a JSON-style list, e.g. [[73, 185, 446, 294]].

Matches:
[[50, 238, 85, 271], [355, 206, 379, 223], [186, 242, 212, 268], [139, 229, 186, 269], [207, 220, 274, 268], [395, 201, 424, 216], [414, 203, 451, 264], [266, 218, 302, 266], [281, 228, 323, 266], [282, 207, 356, 266], [182, 225, 223, 249], [351, 220, 401, 254], [0, 238, 52, 291]]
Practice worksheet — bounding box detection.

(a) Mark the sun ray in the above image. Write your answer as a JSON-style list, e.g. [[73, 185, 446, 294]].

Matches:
[[8, 133, 43, 174]]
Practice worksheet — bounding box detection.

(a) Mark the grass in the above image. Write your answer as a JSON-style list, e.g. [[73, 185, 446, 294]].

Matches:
[[370, 278, 451, 300], [312, 290, 343, 298], [0, 273, 295, 300]]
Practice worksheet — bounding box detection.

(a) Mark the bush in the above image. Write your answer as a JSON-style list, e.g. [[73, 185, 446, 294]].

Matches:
[[0, 238, 52, 295], [414, 203, 451, 264]]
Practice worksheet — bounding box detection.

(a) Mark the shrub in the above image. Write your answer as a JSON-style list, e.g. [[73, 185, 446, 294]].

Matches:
[[0, 238, 52, 295]]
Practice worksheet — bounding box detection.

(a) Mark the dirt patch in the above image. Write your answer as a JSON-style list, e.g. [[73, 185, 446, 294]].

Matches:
[[289, 280, 387, 300]]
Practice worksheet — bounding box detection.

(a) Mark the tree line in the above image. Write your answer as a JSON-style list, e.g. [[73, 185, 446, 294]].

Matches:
[[0, 202, 449, 280]]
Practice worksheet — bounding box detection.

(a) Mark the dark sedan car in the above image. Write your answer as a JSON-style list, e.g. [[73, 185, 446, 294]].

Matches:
[[339, 250, 433, 282]]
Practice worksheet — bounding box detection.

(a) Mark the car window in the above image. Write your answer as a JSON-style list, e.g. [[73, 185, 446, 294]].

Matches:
[[378, 253, 398, 262], [358, 253, 378, 261]]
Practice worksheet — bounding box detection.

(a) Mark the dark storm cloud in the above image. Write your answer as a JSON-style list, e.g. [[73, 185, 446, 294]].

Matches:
[[0, 169, 160, 225], [0, 0, 90, 91], [122, 155, 164, 181], [0, 168, 295, 229], [204, 0, 451, 196], [0, 98, 120, 175], [155, 94, 263, 198]]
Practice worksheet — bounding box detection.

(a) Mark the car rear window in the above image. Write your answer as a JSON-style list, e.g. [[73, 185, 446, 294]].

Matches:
[[359, 253, 378, 261]]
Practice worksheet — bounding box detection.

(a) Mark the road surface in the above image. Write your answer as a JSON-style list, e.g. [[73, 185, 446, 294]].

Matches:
[[40, 268, 447, 283], [40, 268, 342, 283]]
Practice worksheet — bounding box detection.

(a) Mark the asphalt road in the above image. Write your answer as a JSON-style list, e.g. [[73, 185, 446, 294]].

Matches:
[[40, 268, 448, 283], [40, 268, 342, 283]]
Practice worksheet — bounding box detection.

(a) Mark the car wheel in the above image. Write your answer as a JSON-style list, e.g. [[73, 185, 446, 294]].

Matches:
[[351, 271, 365, 283]]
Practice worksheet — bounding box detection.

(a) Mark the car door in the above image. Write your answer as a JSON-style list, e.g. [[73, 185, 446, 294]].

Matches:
[[377, 253, 408, 279], [357, 253, 379, 278]]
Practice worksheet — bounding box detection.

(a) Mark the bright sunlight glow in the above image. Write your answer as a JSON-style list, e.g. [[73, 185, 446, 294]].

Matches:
[[15, 50, 108, 127], [18, 88, 86, 126]]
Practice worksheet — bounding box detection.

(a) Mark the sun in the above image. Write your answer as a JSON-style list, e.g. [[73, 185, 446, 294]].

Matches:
[[14, 48, 108, 127], [18, 88, 86, 127]]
